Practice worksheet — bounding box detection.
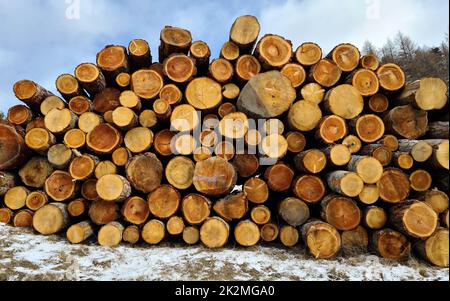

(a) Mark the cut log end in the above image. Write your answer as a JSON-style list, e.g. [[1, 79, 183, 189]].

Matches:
[[302, 221, 341, 259], [292, 175, 326, 204], [200, 217, 229, 248], [295, 42, 322, 66], [166, 156, 195, 190], [33, 203, 69, 235], [148, 185, 181, 219], [329, 43, 360, 72], [280, 225, 299, 247], [260, 223, 279, 242], [98, 222, 124, 247], [377, 168, 411, 203], [377, 63, 406, 92], [229, 15, 261, 52], [235, 220, 260, 247], [243, 177, 269, 204], [142, 220, 166, 245]]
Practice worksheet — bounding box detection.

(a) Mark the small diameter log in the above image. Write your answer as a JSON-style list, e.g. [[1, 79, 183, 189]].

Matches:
[[222, 83, 240, 101], [67, 221, 94, 244], [261, 134, 288, 160], [185, 77, 222, 112], [183, 227, 200, 245], [278, 197, 310, 227], [229, 15, 261, 53], [68, 199, 88, 218], [0, 172, 16, 197], [167, 216, 185, 235], [98, 222, 124, 247], [371, 229, 411, 261], [419, 190, 449, 214], [19, 157, 53, 188], [89, 200, 119, 225], [148, 185, 181, 220], [96, 174, 131, 202], [308, 59, 342, 88], [295, 42, 322, 66], [245, 129, 262, 147], [94, 160, 117, 179], [112, 107, 138, 130], [377, 168, 411, 203], [301, 83, 325, 105], [390, 200, 438, 239], [154, 130, 176, 157], [264, 163, 294, 192], [427, 122, 449, 139], [75, 63, 106, 96], [131, 69, 164, 100], [409, 169, 432, 192], [220, 41, 239, 62], [415, 228, 449, 268], [281, 63, 306, 89], [165, 156, 195, 190], [81, 179, 99, 201], [25, 128, 56, 154], [64, 129, 86, 149], [191, 40, 211, 74], [292, 175, 326, 204], [142, 220, 166, 245], [69, 154, 98, 181], [326, 171, 364, 198], [251, 206, 271, 225], [235, 55, 261, 84], [294, 149, 327, 174], [41, 96, 66, 116], [398, 140, 433, 163], [123, 225, 141, 244], [44, 108, 78, 135], [324, 84, 364, 120], [13, 209, 34, 227], [78, 112, 103, 134], [193, 156, 237, 197], [235, 220, 261, 247], [368, 94, 389, 114], [358, 185, 380, 205], [44, 171, 77, 202], [213, 192, 248, 222], [0, 121, 29, 170], [347, 69, 379, 97], [33, 203, 69, 235], [321, 195, 361, 231], [427, 139, 449, 170], [153, 99, 172, 121], [96, 45, 129, 82], [116, 73, 131, 90], [384, 105, 428, 139], [360, 54, 379, 71], [5, 186, 29, 210], [301, 220, 341, 259], [396, 78, 448, 111], [160, 26, 192, 61], [218, 103, 237, 119], [122, 196, 150, 225], [288, 100, 322, 132], [352, 114, 385, 143], [128, 39, 152, 70], [393, 152, 414, 170], [13, 80, 53, 111], [209, 59, 234, 84], [315, 115, 348, 144], [0, 208, 14, 224], [86, 123, 122, 155], [47, 144, 73, 169], [260, 223, 279, 242], [8, 105, 33, 126], [243, 177, 269, 204], [377, 63, 406, 92], [119, 90, 141, 110], [92, 87, 121, 114], [200, 217, 230, 248], [171, 104, 199, 132], [342, 135, 362, 154], [237, 71, 296, 119], [363, 206, 387, 230], [139, 110, 158, 129], [163, 54, 197, 83], [347, 156, 383, 184], [182, 193, 211, 225], [264, 119, 284, 135], [327, 43, 360, 73], [55, 74, 85, 101], [341, 226, 369, 254], [219, 112, 249, 139], [322, 144, 351, 167], [286, 132, 306, 154]]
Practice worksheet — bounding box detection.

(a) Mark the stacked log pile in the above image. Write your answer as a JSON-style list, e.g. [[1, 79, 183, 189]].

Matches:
[[0, 15, 448, 268]]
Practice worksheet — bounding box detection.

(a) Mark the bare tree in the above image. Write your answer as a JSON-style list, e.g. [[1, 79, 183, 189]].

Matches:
[[380, 38, 396, 63], [362, 40, 378, 56]]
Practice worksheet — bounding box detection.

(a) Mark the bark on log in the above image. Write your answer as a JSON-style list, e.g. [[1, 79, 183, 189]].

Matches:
[[295, 42, 322, 67], [96, 174, 131, 202], [191, 40, 211, 74], [98, 221, 124, 247], [396, 78, 448, 111], [67, 221, 94, 244], [427, 122, 449, 139], [56, 74, 86, 101], [229, 15, 260, 53], [8, 105, 34, 126], [323, 84, 364, 120], [384, 105, 428, 139], [220, 41, 239, 62], [193, 156, 237, 197], [128, 39, 152, 71], [13, 80, 54, 111], [44, 171, 77, 202], [74, 63, 106, 96], [19, 157, 53, 188], [398, 140, 433, 163], [159, 26, 192, 62], [341, 226, 369, 254], [326, 171, 364, 197], [414, 228, 449, 267], [347, 155, 383, 184], [96, 45, 129, 82], [0, 171, 16, 197]]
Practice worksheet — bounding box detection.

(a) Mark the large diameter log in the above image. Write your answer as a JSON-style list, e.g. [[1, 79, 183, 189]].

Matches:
[[288, 100, 322, 132], [19, 157, 53, 188], [55, 74, 85, 101], [193, 157, 237, 197], [191, 40, 211, 74], [8, 105, 33, 126], [308, 59, 342, 88], [294, 149, 327, 174], [384, 105, 428, 139], [47, 144, 73, 169], [254, 34, 292, 70], [13, 80, 53, 111], [235, 55, 261, 84], [341, 226, 369, 254], [33, 203, 69, 235], [75, 63, 106, 96], [363, 206, 387, 230], [237, 71, 296, 119], [148, 185, 181, 220], [415, 228, 449, 267], [128, 39, 152, 70], [0, 121, 29, 170], [4, 186, 29, 210], [0, 171, 16, 196], [427, 122, 449, 139], [347, 156, 383, 184], [159, 26, 192, 62], [377, 168, 411, 203], [371, 229, 411, 261], [163, 54, 197, 83], [229, 15, 260, 53], [124, 127, 154, 154], [98, 221, 124, 247], [377, 63, 406, 92], [326, 43, 360, 73], [326, 171, 364, 198], [347, 69, 379, 97], [324, 84, 364, 120], [321, 195, 361, 231], [165, 156, 195, 190], [96, 45, 129, 82], [121, 196, 150, 225], [295, 42, 322, 66], [234, 220, 260, 247], [185, 77, 222, 111], [45, 171, 77, 202], [67, 221, 94, 244], [142, 219, 166, 245], [200, 217, 230, 248], [390, 200, 438, 239], [213, 192, 248, 222], [182, 194, 211, 225], [315, 115, 348, 144], [86, 123, 122, 155], [44, 108, 78, 135], [264, 163, 294, 192], [89, 200, 119, 225], [396, 78, 448, 111], [278, 197, 310, 227], [419, 190, 449, 214], [292, 175, 326, 204], [243, 177, 269, 204], [131, 69, 164, 100], [301, 220, 341, 259], [233, 154, 260, 178]]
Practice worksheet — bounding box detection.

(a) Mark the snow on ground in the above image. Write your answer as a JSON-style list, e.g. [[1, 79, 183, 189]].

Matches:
[[0, 224, 448, 281]]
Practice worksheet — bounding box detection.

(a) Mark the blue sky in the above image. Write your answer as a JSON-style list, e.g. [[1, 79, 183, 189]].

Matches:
[[0, 0, 448, 113]]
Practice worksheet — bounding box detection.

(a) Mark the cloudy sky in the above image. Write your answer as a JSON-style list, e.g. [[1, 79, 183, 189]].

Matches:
[[0, 0, 448, 113]]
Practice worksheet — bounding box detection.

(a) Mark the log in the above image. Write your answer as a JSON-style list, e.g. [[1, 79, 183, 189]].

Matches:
[[96, 45, 129, 82], [321, 195, 361, 231], [218, 112, 249, 139], [347, 156, 383, 184], [131, 69, 164, 100], [122, 196, 150, 225], [19, 157, 53, 188], [125, 152, 163, 193], [142, 220, 166, 245], [193, 156, 237, 197], [163, 54, 197, 83], [167, 216, 185, 236], [123, 225, 141, 244], [322, 144, 351, 167], [392, 152, 414, 170], [315, 115, 348, 144], [218, 103, 237, 119], [220, 41, 239, 62], [4, 186, 29, 210], [78, 112, 103, 134], [286, 131, 306, 154], [191, 40, 211, 74], [139, 110, 158, 128], [44, 171, 77, 202], [301, 83, 325, 104], [200, 217, 230, 248], [371, 229, 410, 261], [324, 84, 364, 120], [74, 63, 106, 96], [292, 175, 326, 204], [232, 154, 260, 178], [398, 140, 433, 163], [358, 184, 380, 205], [98, 222, 124, 247], [442, 210, 449, 228], [25, 191, 48, 211], [377, 63, 406, 92], [288, 100, 322, 132], [341, 226, 369, 254], [116, 73, 130, 90], [0, 172, 16, 197], [186, 77, 222, 111], [368, 94, 389, 114], [13, 80, 53, 111], [183, 227, 200, 245], [222, 83, 241, 101], [67, 221, 94, 244], [182, 193, 211, 225], [8, 105, 33, 126], [235, 55, 261, 84], [237, 71, 296, 119], [25, 128, 56, 154], [69, 154, 98, 180], [209, 58, 234, 84], [377, 168, 411, 203], [347, 69, 379, 97], [308, 59, 342, 88], [159, 85, 182, 106], [378, 135, 399, 152], [55, 74, 85, 101], [251, 205, 271, 225], [92, 87, 121, 114], [260, 223, 279, 242], [86, 123, 122, 154], [213, 192, 248, 222], [44, 108, 78, 135], [294, 149, 327, 174], [264, 163, 294, 192], [41, 96, 66, 116], [94, 160, 117, 179], [363, 206, 387, 230], [89, 200, 119, 225], [154, 129, 176, 157], [360, 54, 379, 71], [111, 107, 139, 130], [67, 199, 88, 218], [264, 119, 285, 135], [229, 15, 260, 53], [301, 220, 341, 259], [96, 174, 131, 202], [165, 156, 195, 190], [193, 146, 212, 162], [418, 190, 449, 214], [342, 135, 362, 154], [428, 139, 449, 170], [153, 99, 172, 121], [327, 43, 360, 73], [409, 169, 432, 192], [244, 129, 262, 147], [414, 228, 449, 268], [254, 34, 292, 70], [384, 105, 428, 139], [33, 203, 69, 235], [295, 42, 322, 66], [427, 122, 449, 139], [278, 197, 310, 227], [390, 200, 438, 239], [260, 134, 288, 160], [148, 185, 181, 219], [243, 177, 269, 204], [352, 114, 385, 143], [12, 209, 30, 227], [0, 208, 14, 224], [159, 26, 192, 62], [234, 220, 260, 247], [396, 78, 448, 111], [170, 104, 199, 132], [64, 129, 86, 149], [326, 171, 364, 197], [47, 144, 73, 169], [81, 179, 99, 201], [128, 39, 152, 70]]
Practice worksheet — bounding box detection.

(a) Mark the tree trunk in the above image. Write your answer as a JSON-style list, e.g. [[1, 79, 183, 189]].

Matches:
[[75, 63, 106, 96], [363, 206, 387, 230], [44, 171, 77, 202], [185, 77, 222, 112], [427, 139, 449, 170], [301, 220, 341, 259], [222, 83, 240, 101], [396, 78, 448, 111], [183, 226, 200, 245], [19, 157, 53, 188], [4, 186, 29, 210], [121, 196, 150, 225], [98, 221, 124, 247], [33, 203, 69, 235], [243, 177, 269, 204], [288, 100, 322, 132], [308, 59, 342, 88], [279, 225, 299, 247], [148, 185, 181, 219], [321, 195, 361, 231], [278, 197, 310, 227], [165, 156, 195, 190], [377, 63, 406, 92], [66, 221, 94, 244], [25, 191, 48, 211], [171, 104, 199, 132], [371, 229, 410, 261], [181, 193, 211, 226], [323, 84, 364, 120], [218, 112, 248, 139], [86, 123, 122, 154], [124, 127, 154, 154], [213, 192, 248, 222], [96, 174, 131, 202], [235, 55, 261, 84], [347, 155, 384, 184], [67, 199, 88, 218], [358, 184, 380, 205], [159, 26, 192, 62], [384, 105, 428, 139], [112, 107, 138, 130], [295, 42, 322, 66], [377, 168, 411, 203], [229, 15, 260, 53], [13, 80, 54, 111], [44, 108, 78, 135], [64, 129, 86, 149], [294, 149, 327, 174], [14, 209, 34, 226], [326, 171, 364, 197], [414, 228, 449, 268], [315, 115, 348, 144], [392, 152, 414, 170], [264, 163, 294, 192], [398, 140, 433, 163], [94, 160, 117, 179], [0, 208, 14, 224], [154, 129, 176, 157], [292, 175, 326, 204], [254, 34, 292, 70], [92, 87, 121, 114], [286, 131, 306, 154], [200, 217, 230, 248], [142, 219, 166, 245], [234, 220, 260, 247], [153, 99, 172, 121], [193, 156, 237, 197], [89, 200, 119, 225]]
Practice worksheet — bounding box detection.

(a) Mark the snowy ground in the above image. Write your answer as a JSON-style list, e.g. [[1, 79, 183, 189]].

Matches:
[[0, 224, 448, 281]]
